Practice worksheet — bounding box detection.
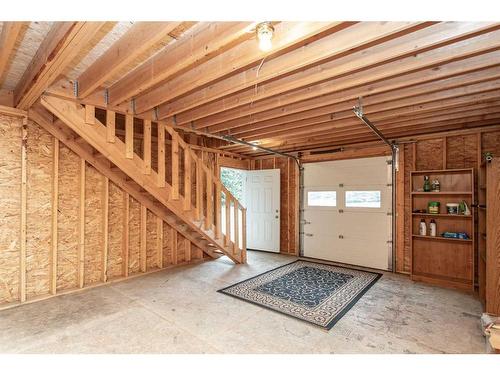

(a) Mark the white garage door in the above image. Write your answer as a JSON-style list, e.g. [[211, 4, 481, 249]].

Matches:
[[303, 156, 392, 270]]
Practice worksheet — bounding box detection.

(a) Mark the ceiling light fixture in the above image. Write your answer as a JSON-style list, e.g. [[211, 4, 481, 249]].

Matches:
[[256, 22, 274, 52]]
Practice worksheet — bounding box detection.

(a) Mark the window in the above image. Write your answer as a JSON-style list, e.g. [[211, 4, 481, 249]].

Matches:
[[345, 190, 381, 208], [307, 191, 337, 207]]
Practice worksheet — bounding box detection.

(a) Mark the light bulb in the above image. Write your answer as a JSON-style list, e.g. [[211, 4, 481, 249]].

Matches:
[[258, 35, 273, 51], [256, 22, 274, 52]]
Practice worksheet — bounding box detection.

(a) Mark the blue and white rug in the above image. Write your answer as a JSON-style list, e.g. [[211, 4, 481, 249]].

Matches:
[[218, 260, 382, 330]]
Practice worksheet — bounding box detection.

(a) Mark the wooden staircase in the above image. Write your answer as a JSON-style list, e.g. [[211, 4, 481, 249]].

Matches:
[[37, 95, 246, 263]]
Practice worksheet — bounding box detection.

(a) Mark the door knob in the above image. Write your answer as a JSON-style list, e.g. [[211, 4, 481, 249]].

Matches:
[[339, 235, 344, 239]]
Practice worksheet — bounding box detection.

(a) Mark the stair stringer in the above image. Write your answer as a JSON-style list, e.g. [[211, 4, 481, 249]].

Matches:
[[29, 105, 222, 259], [40, 95, 242, 263]]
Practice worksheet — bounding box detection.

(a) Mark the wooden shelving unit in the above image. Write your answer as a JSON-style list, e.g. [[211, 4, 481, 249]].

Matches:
[[478, 158, 500, 315], [410, 169, 475, 292]]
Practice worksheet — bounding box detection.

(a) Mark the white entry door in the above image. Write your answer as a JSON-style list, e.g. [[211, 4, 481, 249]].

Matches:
[[245, 169, 280, 252], [303, 156, 392, 270]]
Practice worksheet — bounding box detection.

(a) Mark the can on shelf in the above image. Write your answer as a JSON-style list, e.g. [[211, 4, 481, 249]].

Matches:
[[428, 201, 440, 214]]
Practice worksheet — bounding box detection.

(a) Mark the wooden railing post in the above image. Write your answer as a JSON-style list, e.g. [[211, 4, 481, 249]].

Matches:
[[125, 114, 134, 159], [171, 134, 179, 200], [106, 110, 115, 143], [195, 161, 202, 221], [234, 203, 239, 254], [143, 119, 151, 174], [215, 182, 221, 239], [225, 195, 231, 246], [241, 207, 247, 262], [184, 149, 191, 210], [157, 121, 165, 187], [205, 171, 212, 230]]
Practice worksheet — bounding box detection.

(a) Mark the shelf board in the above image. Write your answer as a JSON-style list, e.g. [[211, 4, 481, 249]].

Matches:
[[411, 168, 474, 174], [412, 234, 472, 242], [412, 213, 472, 219], [411, 191, 473, 195]]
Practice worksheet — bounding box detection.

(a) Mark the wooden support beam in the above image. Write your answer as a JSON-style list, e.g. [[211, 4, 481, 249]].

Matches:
[[143, 119, 152, 174], [157, 217, 163, 268], [0, 22, 25, 85], [225, 195, 231, 246], [195, 162, 202, 220], [102, 176, 109, 282], [185, 240, 191, 263], [205, 172, 212, 230], [78, 158, 85, 289], [19, 118, 28, 302], [157, 121, 166, 187], [107, 22, 256, 105], [195, 24, 500, 131], [241, 207, 247, 262], [85, 104, 95, 125], [15, 22, 104, 110], [125, 114, 134, 159], [140, 205, 147, 272], [171, 228, 178, 265], [50, 137, 59, 295], [139, 22, 347, 114], [77, 22, 181, 98], [215, 183, 221, 239], [183, 150, 191, 210], [171, 134, 179, 199], [234, 204, 239, 253], [123, 192, 130, 277], [162, 21, 423, 120], [106, 110, 116, 143]]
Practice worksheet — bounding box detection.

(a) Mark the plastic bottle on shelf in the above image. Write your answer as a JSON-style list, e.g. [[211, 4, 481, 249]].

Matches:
[[429, 219, 437, 237], [419, 219, 427, 236]]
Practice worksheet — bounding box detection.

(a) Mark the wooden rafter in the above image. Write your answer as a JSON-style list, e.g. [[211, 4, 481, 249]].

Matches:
[[160, 21, 429, 120], [134, 21, 347, 114], [191, 22, 500, 130], [77, 22, 182, 98], [107, 22, 257, 106], [0, 22, 25, 86], [14, 22, 105, 110]]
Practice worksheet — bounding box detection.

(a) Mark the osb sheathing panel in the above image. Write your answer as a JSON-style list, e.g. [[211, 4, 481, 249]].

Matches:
[[146, 210, 159, 270], [482, 131, 500, 157], [107, 182, 124, 279], [162, 224, 174, 266], [176, 234, 187, 263], [128, 197, 141, 275], [57, 144, 79, 291], [0, 114, 21, 303], [84, 165, 104, 285], [191, 244, 203, 260], [416, 139, 444, 170], [26, 122, 52, 298], [446, 135, 478, 169]]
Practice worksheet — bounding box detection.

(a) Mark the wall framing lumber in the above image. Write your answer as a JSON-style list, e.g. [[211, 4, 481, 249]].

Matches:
[[19, 118, 28, 302], [102, 176, 109, 282], [0, 22, 25, 85], [50, 138, 59, 294], [78, 157, 85, 288]]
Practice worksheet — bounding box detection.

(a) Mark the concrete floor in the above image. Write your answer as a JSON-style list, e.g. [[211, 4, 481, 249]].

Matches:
[[0, 251, 486, 354]]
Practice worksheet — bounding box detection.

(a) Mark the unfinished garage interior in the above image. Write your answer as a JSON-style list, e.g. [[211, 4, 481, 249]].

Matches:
[[1, 19, 500, 355]]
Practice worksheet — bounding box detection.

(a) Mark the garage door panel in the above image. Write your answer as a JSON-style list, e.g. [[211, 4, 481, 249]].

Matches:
[[303, 156, 392, 271]]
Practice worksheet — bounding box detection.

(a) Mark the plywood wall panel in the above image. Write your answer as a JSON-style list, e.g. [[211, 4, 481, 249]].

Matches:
[[0, 114, 21, 303], [84, 165, 104, 285], [107, 181, 124, 279], [146, 209, 159, 270], [25, 122, 52, 299], [56, 144, 79, 291], [128, 197, 141, 274], [176, 234, 187, 263], [416, 139, 444, 170], [403, 143, 415, 273], [482, 130, 500, 158], [162, 224, 174, 266], [446, 134, 478, 169]]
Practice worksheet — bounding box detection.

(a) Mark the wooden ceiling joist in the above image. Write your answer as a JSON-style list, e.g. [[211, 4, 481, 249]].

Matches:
[[76, 22, 182, 98], [0, 22, 25, 86], [14, 21, 105, 110], [106, 22, 256, 106], [157, 21, 426, 119], [134, 21, 347, 114], [192, 23, 500, 131], [234, 68, 500, 140]]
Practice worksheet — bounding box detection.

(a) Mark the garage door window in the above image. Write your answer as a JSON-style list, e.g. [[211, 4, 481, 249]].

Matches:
[[307, 191, 337, 207], [345, 190, 381, 208]]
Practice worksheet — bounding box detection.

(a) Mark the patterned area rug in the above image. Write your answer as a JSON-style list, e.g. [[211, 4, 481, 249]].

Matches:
[[218, 260, 382, 330]]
